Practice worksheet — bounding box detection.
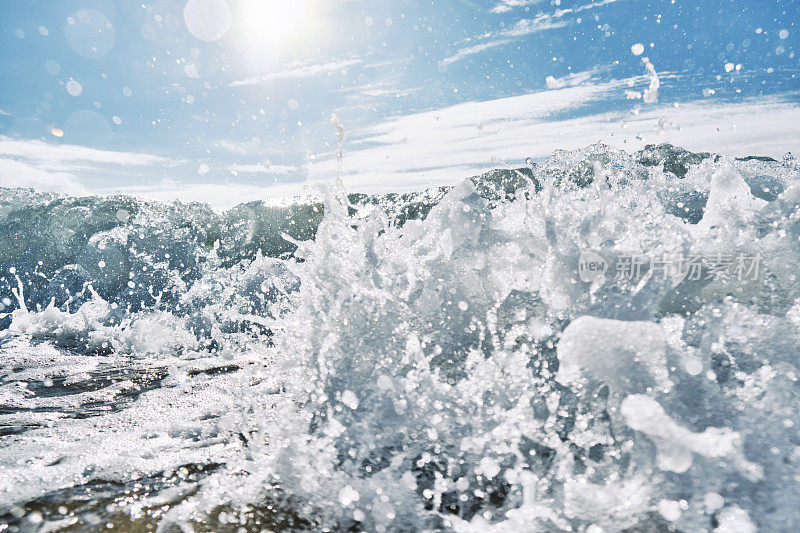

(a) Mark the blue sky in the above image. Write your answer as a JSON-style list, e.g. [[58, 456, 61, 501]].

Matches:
[[0, 0, 797, 207]]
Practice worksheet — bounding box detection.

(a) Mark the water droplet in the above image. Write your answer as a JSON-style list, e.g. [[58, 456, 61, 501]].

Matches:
[[45, 59, 61, 75], [183, 0, 232, 41], [338, 485, 360, 505], [704, 492, 724, 512], [184, 63, 199, 78], [658, 499, 682, 522], [66, 79, 83, 97], [65, 9, 115, 58], [341, 390, 359, 409]]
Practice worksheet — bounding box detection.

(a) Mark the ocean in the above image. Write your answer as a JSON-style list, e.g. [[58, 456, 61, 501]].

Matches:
[[1, 143, 799, 531]]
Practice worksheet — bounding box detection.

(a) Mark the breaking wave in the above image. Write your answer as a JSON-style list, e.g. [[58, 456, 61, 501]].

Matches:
[[1, 144, 799, 532]]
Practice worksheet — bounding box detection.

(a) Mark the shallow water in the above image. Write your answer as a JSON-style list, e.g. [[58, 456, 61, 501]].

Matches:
[[1, 144, 799, 532]]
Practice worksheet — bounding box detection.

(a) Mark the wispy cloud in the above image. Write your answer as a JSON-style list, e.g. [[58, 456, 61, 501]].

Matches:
[[214, 139, 250, 155], [229, 59, 362, 87], [490, 0, 547, 14], [107, 182, 318, 212], [444, 0, 624, 66], [0, 109, 10, 117], [304, 86, 800, 195], [103, 88, 800, 208], [440, 17, 568, 66], [553, 0, 626, 16], [337, 72, 422, 104], [0, 137, 176, 198], [356, 85, 421, 99], [0, 137, 171, 166], [440, 40, 514, 67], [229, 163, 297, 175], [501, 18, 570, 37], [545, 67, 608, 89], [505, 0, 626, 34]]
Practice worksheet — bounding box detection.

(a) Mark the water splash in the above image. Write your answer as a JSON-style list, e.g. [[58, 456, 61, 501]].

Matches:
[[1, 145, 799, 532], [330, 113, 346, 181]]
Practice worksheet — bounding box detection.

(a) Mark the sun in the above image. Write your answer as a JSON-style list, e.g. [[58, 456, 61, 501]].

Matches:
[[237, 0, 314, 52]]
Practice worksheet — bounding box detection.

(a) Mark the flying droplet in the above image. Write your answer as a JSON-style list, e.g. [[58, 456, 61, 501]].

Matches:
[[658, 500, 682, 522], [183, 0, 231, 42], [66, 79, 83, 97], [631, 43, 645, 56], [341, 390, 359, 410], [65, 9, 115, 58], [338, 485, 360, 506], [45, 60, 61, 75]]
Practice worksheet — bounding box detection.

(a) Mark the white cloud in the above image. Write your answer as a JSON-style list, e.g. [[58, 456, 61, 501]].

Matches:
[[440, 15, 569, 66], [566, 0, 626, 14], [303, 88, 800, 196], [108, 182, 318, 212], [229, 163, 298, 174], [0, 137, 171, 166], [100, 89, 800, 209], [336, 73, 422, 106], [0, 158, 87, 195], [448, 0, 624, 65], [440, 40, 514, 67], [505, 0, 625, 33], [214, 139, 250, 155], [0, 109, 10, 117], [545, 67, 605, 89], [343, 80, 421, 99], [491, 0, 547, 14], [229, 59, 361, 87], [0, 137, 176, 198], [306, 82, 619, 190]]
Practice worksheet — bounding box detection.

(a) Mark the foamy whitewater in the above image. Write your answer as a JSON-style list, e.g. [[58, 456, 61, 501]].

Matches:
[[1, 144, 800, 532]]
